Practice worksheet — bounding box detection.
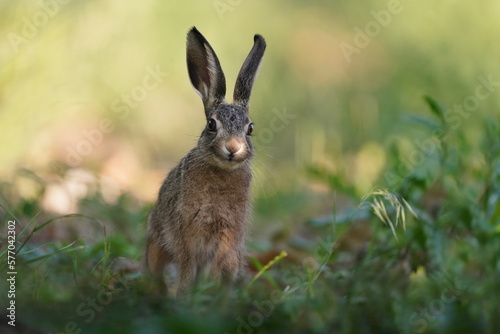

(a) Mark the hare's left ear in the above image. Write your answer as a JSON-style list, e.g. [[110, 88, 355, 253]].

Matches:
[[187, 27, 227, 114], [233, 34, 266, 110]]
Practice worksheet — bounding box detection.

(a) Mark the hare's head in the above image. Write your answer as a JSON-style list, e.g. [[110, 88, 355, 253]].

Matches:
[[186, 27, 266, 170]]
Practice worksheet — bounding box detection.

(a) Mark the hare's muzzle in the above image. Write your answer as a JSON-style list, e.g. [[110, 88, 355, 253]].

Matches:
[[225, 138, 243, 156], [222, 138, 248, 162]]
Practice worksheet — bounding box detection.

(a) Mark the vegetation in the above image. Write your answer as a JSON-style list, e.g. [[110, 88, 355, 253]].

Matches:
[[1, 1, 500, 333]]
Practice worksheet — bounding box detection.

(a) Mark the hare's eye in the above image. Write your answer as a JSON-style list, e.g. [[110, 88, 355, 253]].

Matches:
[[247, 123, 254, 135], [207, 118, 217, 132]]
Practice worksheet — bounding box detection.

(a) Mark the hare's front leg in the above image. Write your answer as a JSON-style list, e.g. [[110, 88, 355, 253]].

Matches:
[[146, 240, 172, 294], [177, 253, 198, 295], [211, 236, 242, 283], [211, 242, 242, 305]]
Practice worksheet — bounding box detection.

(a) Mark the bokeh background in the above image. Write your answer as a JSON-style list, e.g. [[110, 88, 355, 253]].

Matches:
[[2, 0, 499, 202], [1, 1, 500, 333]]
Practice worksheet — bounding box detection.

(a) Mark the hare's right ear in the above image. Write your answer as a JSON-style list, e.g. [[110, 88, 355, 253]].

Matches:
[[233, 34, 266, 110], [186, 27, 226, 114]]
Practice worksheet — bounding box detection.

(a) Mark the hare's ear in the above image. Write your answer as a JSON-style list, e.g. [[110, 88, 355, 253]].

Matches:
[[233, 34, 266, 111], [186, 27, 226, 113]]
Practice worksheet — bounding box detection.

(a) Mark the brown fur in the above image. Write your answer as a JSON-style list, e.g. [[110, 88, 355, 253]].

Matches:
[[146, 27, 266, 295]]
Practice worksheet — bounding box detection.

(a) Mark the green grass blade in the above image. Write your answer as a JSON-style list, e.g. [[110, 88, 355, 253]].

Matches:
[[246, 251, 287, 290]]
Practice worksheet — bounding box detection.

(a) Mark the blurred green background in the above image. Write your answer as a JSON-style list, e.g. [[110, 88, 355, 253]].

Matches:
[[1, 1, 500, 333], [1, 0, 499, 200]]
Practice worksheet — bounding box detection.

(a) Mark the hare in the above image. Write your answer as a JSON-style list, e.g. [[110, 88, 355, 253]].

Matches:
[[146, 27, 266, 295]]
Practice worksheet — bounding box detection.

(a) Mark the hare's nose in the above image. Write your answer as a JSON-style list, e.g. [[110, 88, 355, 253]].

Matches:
[[225, 139, 242, 155]]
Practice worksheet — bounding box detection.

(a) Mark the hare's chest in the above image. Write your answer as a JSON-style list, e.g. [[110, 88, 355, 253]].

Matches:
[[189, 190, 246, 229], [186, 179, 248, 230], [184, 167, 250, 215]]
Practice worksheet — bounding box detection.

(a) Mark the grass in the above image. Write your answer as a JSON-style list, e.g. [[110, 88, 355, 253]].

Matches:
[[1, 97, 500, 334]]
